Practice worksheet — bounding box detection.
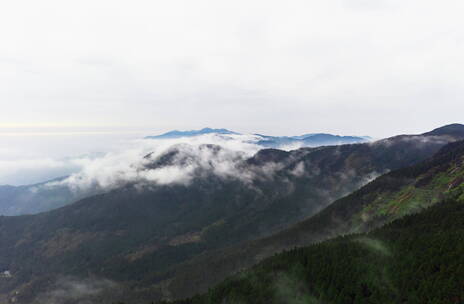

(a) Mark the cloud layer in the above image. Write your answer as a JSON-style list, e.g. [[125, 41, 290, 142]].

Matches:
[[45, 134, 264, 192]]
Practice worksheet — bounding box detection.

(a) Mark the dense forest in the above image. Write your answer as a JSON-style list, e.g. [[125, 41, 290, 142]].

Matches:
[[110, 140, 464, 303], [159, 197, 464, 304], [146, 139, 464, 302]]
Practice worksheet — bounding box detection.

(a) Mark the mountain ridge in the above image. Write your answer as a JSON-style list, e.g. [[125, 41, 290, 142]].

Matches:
[[153, 138, 464, 302], [145, 127, 371, 148], [145, 128, 239, 139], [3, 124, 460, 217], [1, 124, 464, 303]]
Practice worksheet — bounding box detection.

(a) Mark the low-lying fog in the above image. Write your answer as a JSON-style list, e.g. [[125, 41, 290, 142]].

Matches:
[[0, 128, 262, 186], [0, 128, 150, 185]]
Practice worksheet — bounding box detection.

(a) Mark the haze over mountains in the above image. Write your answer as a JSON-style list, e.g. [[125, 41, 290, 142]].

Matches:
[[0, 128, 369, 216], [146, 127, 371, 149], [0, 124, 463, 303], [146, 128, 240, 139], [3, 0, 464, 302]]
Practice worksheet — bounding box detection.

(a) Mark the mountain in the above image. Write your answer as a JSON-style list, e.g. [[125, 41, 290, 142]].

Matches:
[[0, 124, 463, 303], [145, 128, 238, 139], [255, 133, 371, 148], [423, 123, 464, 137], [0, 124, 443, 217], [0, 127, 420, 217], [154, 137, 464, 302], [145, 127, 370, 148], [166, 196, 464, 304]]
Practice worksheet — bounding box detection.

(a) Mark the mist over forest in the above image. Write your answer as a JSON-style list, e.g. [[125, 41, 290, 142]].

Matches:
[[1, 1, 464, 303]]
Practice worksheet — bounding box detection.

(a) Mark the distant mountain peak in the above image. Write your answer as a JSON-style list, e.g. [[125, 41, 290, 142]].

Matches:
[[145, 128, 239, 139], [200, 127, 233, 133], [146, 128, 371, 148]]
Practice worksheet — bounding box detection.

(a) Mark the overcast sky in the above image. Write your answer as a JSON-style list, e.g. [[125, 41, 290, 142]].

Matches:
[[1, 0, 463, 138]]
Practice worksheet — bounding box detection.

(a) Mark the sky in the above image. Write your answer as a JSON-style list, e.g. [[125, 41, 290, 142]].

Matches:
[[1, 0, 464, 185]]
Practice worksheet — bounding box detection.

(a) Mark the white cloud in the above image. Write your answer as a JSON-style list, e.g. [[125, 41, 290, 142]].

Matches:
[[0, 129, 364, 186], [46, 133, 265, 191]]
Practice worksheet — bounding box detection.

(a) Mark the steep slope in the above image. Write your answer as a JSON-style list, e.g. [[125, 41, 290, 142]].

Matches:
[[153, 138, 464, 302], [0, 124, 463, 303], [167, 197, 464, 304]]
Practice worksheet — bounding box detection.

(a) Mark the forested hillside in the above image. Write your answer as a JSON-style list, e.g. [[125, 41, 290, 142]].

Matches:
[[152, 139, 464, 302], [166, 197, 464, 304]]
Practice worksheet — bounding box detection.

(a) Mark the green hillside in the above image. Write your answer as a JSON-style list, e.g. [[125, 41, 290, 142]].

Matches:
[[155, 140, 464, 302], [166, 197, 464, 304]]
